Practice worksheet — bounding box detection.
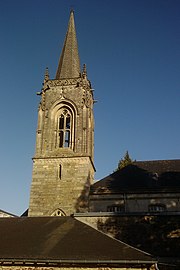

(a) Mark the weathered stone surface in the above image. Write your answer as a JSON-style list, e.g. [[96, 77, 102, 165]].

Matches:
[[29, 64, 95, 216], [29, 156, 94, 216]]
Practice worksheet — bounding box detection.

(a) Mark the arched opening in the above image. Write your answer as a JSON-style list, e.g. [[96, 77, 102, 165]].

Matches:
[[51, 208, 66, 216], [58, 108, 72, 148], [49, 100, 77, 151]]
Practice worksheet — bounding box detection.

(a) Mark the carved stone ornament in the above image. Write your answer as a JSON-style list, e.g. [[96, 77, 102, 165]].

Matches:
[[41, 91, 46, 111], [48, 77, 91, 88], [48, 78, 81, 87]]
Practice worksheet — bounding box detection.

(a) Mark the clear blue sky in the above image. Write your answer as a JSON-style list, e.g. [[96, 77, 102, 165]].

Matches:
[[0, 0, 179, 216]]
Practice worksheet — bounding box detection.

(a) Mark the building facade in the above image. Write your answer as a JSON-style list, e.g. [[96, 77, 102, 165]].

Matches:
[[89, 160, 180, 214]]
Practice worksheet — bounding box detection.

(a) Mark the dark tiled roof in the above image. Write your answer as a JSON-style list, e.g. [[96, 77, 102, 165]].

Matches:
[[134, 160, 180, 174], [91, 160, 180, 194], [0, 216, 155, 264]]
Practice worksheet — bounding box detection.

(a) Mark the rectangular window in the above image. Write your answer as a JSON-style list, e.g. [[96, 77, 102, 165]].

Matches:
[[59, 164, 62, 179], [107, 205, 125, 213], [148, 204, 166, 213]]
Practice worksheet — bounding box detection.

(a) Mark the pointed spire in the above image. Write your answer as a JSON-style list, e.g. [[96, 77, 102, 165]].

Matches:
[[56, 10, 81, 79]]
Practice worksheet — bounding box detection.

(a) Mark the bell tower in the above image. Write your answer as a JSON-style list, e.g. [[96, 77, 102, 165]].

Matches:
[[29, 11, 95, 216]]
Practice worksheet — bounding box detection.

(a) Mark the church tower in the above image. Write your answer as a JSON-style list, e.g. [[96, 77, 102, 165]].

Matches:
[[29, 11, 95, 216]]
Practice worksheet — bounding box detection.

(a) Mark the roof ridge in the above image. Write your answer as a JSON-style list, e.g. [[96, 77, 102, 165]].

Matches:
[[134, 159, 180, 163]]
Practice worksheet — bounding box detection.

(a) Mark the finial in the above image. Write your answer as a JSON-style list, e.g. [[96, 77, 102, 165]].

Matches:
[[82, 64, 87, 79], [44, 67, 49, 81]]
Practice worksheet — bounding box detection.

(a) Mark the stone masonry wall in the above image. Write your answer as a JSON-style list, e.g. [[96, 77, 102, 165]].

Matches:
[[29, 157, 94, 216], [89, 193, 180, 213], [29, 75, 95, 216]]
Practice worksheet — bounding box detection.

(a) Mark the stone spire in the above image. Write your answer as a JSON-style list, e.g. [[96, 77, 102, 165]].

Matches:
[[56, 10, 81, 79]]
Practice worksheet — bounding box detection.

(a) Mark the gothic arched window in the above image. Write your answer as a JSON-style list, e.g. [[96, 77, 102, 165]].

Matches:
[[58, 109, 72, 148], [51, 208, 66, 216]]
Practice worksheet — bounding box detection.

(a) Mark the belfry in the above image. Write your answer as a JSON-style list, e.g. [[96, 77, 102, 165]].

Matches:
[[29, 11, 95, 216]]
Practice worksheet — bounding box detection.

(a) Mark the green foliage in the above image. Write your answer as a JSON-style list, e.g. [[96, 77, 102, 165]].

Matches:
[[97, 215, 180, 260], [117, 151, 133, 170]]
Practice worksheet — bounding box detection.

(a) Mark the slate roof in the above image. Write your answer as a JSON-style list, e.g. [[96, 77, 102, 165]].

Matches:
[[56, 10, 80, 79], [134, 160, 180, 174], [91, 160, 180, 194], [0, 216, 155, 265]]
